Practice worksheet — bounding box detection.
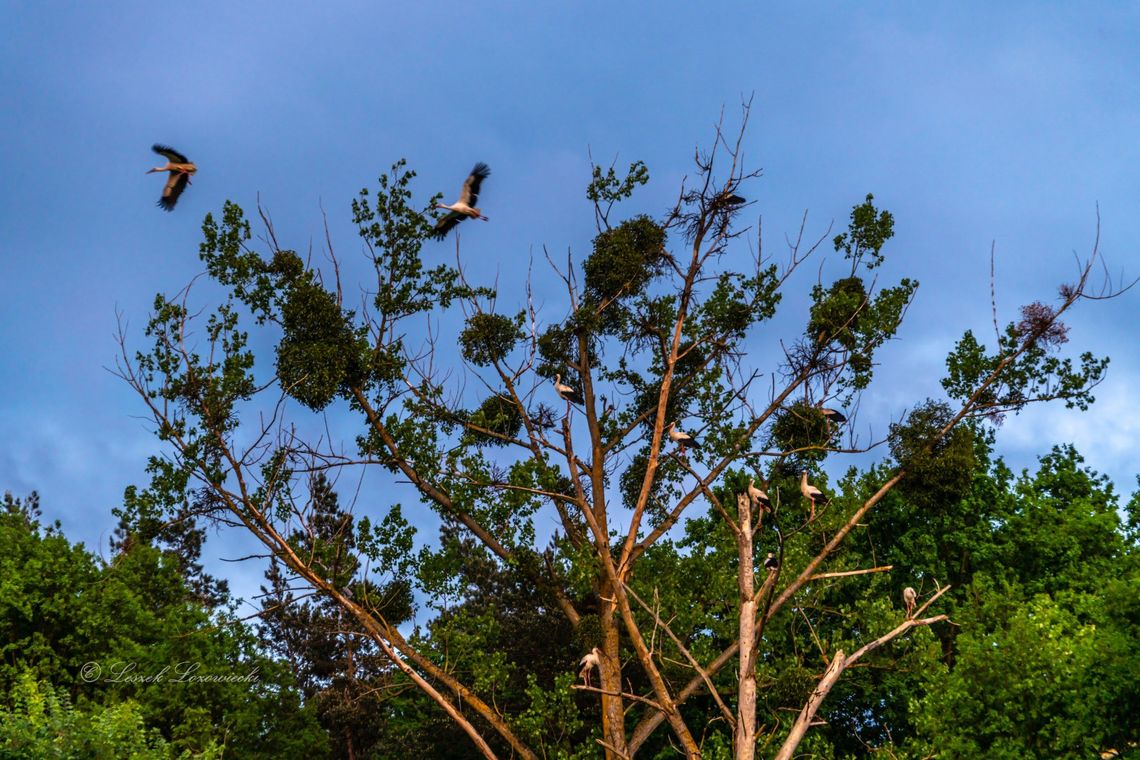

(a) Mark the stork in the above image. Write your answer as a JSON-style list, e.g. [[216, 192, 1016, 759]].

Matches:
[[820, 407, 847, 425], [716, 189, 747, 207], [433, 162, 490, 239], [667, 421, 700, 453], [147, 144, 196, 211], [799, 470, 829, 520], [553, 374, 584, 405], [903, 586, 917, 618], [747, 477, 771, 512], [763, 552, 779, 571], [578, 647, 601, 687]]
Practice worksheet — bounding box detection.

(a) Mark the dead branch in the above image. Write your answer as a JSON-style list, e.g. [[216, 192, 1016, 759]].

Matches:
[[772, 586, 951, 760], [625, 584, 736, 728], [808, 565, 893, 582]]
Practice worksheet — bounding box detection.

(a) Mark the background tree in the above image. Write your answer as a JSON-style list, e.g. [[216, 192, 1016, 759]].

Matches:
[[0, 491, 326, 758], [117, 106, 1128, 758], [258, 472, 406, 759], [900, 446, 1140, 758], [113, 483, 231, 608]]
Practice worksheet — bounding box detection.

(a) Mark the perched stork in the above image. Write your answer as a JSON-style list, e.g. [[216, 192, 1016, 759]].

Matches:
[[903, 586, 917, 618], [433, 162, 490, 239], [820, 407, 847, 425], [799, 470, 829, 520], [147, 144, 196, 211], [553, 374, 584, 405], [763, 552, 779, 571], [578, 647, 601, 687], [747, 477, 771, 512], [716, 189, 747, 207], [667, 421, 700, 453]]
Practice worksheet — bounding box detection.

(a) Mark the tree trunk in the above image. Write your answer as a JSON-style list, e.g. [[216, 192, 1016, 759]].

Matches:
[[599, 582, 629, 759], [734, 493, 757, 760]]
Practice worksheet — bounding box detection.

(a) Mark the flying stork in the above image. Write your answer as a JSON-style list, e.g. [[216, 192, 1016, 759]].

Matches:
[[147, 144, 196, 211], [553, 374, 584, 405], [799, 470, 829, 520], [903, 586, 917, 618], [667, 421, 700, 454], [433, 162, 490, 239], [747, 477, 771, 512], [578, 647, 601, 687], [763, 552, 779, 571]]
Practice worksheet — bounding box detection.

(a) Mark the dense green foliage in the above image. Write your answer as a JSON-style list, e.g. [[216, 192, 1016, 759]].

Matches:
[[0, 672, 186, 760], [372, 442, 1139, 758], [8, 440, 1137, 757], [0, 492, 326, 758]]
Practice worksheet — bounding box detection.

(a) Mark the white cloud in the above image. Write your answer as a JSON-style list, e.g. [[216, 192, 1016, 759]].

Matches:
[[998, 372, 1140, 496]]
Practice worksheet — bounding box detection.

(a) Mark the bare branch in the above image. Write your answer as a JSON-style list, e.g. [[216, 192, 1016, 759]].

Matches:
[[772, 586, 952, 760]]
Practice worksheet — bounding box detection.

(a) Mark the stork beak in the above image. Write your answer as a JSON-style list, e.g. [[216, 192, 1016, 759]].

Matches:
[[146, 168, 158, 174]]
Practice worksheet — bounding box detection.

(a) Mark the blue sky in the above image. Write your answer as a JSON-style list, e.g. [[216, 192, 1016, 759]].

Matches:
[[2, 3, 1138, 604]]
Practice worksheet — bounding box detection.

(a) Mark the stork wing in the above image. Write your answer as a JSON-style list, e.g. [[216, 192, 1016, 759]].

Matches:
[[432, 210, 465, 239], [459, 162, 491, 205], [157, 171, 190, 211], [152, 144, 190, 164]]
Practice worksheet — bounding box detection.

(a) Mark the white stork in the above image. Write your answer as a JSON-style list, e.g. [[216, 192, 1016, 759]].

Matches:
[[799, 470, 829, 520], [667, 421, 700, 453], [763, 552, 779, 571], [147, 144, 196, 211], [747, 477, 771, 512], [553, 374, 584, 405], [716, 189, 747, 207], [903, 586, 917, 618], [578, 647, 601, 687], [820, 407, 847, 425], [433, 162, 490, 239]]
